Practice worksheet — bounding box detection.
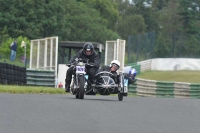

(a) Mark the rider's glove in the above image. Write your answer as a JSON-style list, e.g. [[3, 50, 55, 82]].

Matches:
[[85, 63, 90, 69], [89, 63, 96, 67], [82, 59, 88, 63]]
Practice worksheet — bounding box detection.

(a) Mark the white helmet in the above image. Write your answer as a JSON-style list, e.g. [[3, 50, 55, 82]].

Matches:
[[110, 60, 120, 69]]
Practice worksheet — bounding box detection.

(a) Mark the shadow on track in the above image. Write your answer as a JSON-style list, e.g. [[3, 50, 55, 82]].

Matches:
[[60, 94, 119, 101]]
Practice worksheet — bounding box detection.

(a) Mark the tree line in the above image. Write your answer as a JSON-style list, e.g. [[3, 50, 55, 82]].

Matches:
[[0, 0, 200, 59]]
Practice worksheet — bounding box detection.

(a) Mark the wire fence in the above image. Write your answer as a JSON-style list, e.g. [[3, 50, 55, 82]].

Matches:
[[126, 31, 200, 64]]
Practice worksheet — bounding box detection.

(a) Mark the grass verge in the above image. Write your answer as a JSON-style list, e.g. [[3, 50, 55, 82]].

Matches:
[[137, 70, 200, 83], [0, 85, 136, 97], [0, 85, 66, 94], [0, 58, 29, 67]]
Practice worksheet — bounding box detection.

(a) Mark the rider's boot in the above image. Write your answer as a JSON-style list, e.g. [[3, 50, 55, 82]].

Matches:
[[65, 84, 70, 92], [65, 79, 71, 92]]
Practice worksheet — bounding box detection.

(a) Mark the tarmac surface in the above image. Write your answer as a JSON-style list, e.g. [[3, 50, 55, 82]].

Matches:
[[0, 93, 200, 133]]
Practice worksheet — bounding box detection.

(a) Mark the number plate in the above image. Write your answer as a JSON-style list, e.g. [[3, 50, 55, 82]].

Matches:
[[76, 66, 85, 74]]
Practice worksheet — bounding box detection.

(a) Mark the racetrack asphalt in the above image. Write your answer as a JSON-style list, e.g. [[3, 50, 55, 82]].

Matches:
[[0, 93, 200, 133]]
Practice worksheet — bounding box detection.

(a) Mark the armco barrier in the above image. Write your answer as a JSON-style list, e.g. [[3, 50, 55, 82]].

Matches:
[[137, 59, 151, 72], [0, 62, 26, 85], [129, 78, 200, 99], [26, 69, 55, 87]]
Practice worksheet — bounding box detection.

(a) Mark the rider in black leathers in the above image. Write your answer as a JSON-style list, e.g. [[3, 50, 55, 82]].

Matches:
[[65, 42, 100, 92]]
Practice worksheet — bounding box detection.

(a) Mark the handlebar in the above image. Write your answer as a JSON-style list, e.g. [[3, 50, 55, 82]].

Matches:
[[66, 59, 94, 67], [85, 63, 94, 67]]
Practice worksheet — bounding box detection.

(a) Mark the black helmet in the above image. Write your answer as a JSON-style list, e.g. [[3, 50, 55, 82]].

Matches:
[[83, 42, 94, 56]]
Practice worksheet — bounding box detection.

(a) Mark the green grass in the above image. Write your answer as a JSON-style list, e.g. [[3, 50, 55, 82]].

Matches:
[[137, 70, 200, 83], [0, 58, 29, 67], [0, 85, 137, 97], [0, 85, 66, 94]]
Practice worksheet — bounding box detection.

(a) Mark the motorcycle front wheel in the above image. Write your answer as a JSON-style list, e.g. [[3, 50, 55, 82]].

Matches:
[[78, 75, 85, 99]]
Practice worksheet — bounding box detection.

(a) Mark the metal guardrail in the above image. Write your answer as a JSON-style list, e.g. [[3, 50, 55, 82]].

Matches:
[[26, 69, 55, 87], [129, 78, 200, 99]]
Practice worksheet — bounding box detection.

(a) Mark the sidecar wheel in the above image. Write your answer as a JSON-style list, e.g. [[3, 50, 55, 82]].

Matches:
[[118, 93, 123, 101]]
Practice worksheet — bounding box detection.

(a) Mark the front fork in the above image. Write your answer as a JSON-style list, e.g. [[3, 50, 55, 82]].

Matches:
[[71, 74, 87, 94], [75, 74, 86, 88]]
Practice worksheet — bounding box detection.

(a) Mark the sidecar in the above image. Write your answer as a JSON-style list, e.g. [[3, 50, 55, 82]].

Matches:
[[91, 71, 127, 101]]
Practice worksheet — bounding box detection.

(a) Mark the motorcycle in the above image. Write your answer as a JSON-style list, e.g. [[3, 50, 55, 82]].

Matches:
[[67, 58, 128, 101], [67, 58, 93, 99]]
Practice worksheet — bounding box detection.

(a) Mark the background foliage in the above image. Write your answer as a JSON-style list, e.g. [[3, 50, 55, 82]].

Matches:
[[0, 0, 200, 63], [0, 36, 30, 59]]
